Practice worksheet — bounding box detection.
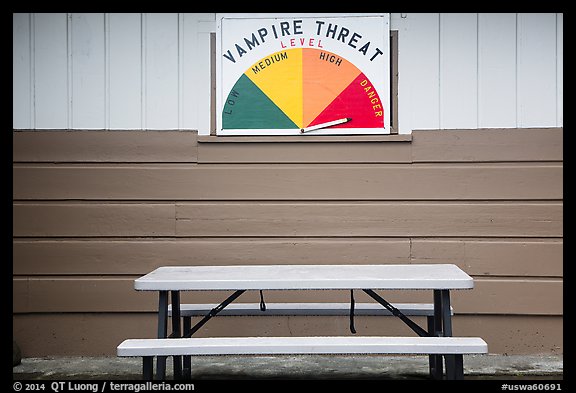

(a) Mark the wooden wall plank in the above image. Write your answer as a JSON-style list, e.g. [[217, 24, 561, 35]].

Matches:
[[12, 313, 563, 356], [175, 203, 562, 238], [12, 239, 411, 275], [12, 239, 562, 277], [13, 279, 29, 314], [455, 278, 562, 315], [13, 204, 176, 237], [12, 276, 563, 315], [412, 128, 563, 162], [13, 203, 561, 238], [12, 128, 563, 163], [411, 240, 563, 277], [455, 315, 562, 355], [13, 277, 156, 313], [13, 131, 198, 163], [198, 141, 412, 163], [13, 164, 563, 200]]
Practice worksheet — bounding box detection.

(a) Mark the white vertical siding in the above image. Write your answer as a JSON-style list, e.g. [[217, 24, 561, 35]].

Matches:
[[13, 12, 563, 133], [13, 13, 32, 129], [180, 14, 200, 130], [195, 17, 216, 135], [439, 13, 478, 129], [33, 13, 69, 129], [556, 13, 563, 127], [108, 13, 142, 129], [71, 13, 106, 128], [517, 13, 557, 128], [144, 13, 179, 129], [477, 13, 517, 128], [396, 12, 562, 133], [397, 13, 440, 133]]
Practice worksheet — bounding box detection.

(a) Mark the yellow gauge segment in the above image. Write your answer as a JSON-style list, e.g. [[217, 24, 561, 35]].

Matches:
[[245, 49, 304, 128]]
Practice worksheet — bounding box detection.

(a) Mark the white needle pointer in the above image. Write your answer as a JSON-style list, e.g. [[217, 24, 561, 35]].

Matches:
[[300, 117, 352, 133]]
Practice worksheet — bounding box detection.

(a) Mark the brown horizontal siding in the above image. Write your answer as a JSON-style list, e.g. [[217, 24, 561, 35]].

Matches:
[[410, 239, 563, 277], [13, 203, 176, 237], [175, 202, 562, 238], [198, 140, 412, 163], [13, 163, 562, 200], [12, 130, 198, 163], [13, 313, 562, 356], [12, 239, 411, 275], [411, 128, 563, 162], [201, 128, 564, 164], [13, 276, 562, 315], [12, 128, 562, 164], [12, 239, 561, 277], [13, 202, 562, 238], [12, 128, 563, 356]]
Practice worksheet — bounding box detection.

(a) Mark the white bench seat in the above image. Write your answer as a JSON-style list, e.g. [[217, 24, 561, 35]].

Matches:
[[118, 336, 486, 380], [118, 336, 487, 357], [168, 302, 453, 317]]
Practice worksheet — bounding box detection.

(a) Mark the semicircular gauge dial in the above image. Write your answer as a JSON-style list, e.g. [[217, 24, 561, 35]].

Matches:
[[221, 48, 385, 131]]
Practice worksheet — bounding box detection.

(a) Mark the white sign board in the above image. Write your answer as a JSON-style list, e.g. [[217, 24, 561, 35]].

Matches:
[[216, 13, 390, 135]]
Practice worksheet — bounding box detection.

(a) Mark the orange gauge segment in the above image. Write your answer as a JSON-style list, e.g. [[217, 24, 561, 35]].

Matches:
[[302, 49, 361, 127]]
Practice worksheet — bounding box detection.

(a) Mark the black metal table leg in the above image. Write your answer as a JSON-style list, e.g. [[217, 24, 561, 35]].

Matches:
[[427, 315, 434, 377], [156, 291, 168, 380], [143, 357, 154, 381], [441, 290, 453, 335], [441, 289, 458, 380], [445, 353, 463, 380], [431, 290, 444, 379], [183, 317, 192, 379], [171, 291, 182, 379], [427, 315, 441, 379], [454, 354, 464, 380]]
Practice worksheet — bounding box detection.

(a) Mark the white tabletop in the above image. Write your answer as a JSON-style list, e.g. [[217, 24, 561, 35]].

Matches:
[[134, 264, 473, 291]]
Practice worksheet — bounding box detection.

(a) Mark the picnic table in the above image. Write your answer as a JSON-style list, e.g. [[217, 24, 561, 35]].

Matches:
[[117, 264, 487, 380]]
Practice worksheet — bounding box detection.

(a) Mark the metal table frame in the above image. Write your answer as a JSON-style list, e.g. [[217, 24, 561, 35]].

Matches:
[[135, 264, 472, 380]]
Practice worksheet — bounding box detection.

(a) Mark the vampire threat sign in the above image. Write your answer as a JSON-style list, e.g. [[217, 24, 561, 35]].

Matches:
[[216, 14, 390, 135]]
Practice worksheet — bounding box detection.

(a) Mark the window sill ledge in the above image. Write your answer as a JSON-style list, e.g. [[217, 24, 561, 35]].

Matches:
[[198, 134, 412, 143]]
